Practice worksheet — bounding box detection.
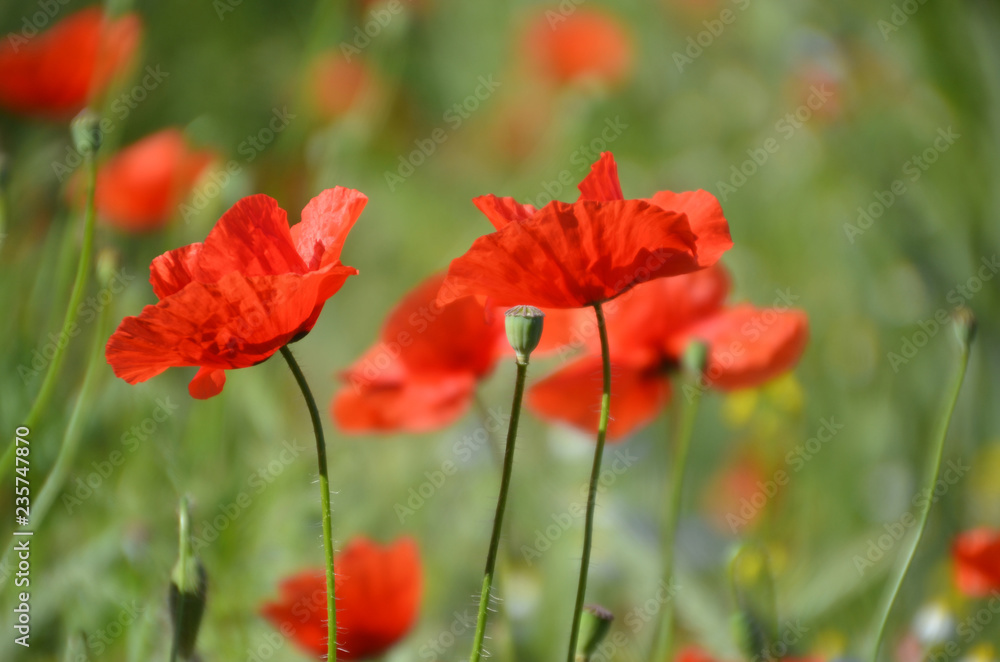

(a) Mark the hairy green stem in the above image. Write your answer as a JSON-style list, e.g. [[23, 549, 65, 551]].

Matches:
[[566, 303, 612, 662], [280, 346, 337, 662], [469, 360, 529, 662]]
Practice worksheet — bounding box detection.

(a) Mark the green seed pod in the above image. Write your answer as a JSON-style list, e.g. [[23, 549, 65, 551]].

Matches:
[[505, 305, 545, 365], [576, 604, 614, 662], [71, 109, 102, 156]]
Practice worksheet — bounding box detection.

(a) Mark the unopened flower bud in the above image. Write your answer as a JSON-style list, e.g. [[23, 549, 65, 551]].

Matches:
[[505, 305, 544, 364], [96, 248, 120, 288], [170, 498, 207, 661], [576, 604, 614, 661], [953, 307, 976, 347], [71, 109, 102, 156]]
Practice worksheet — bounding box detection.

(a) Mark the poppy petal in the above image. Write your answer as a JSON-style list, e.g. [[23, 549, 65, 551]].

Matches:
[[473, 195, 538, 230], [953, 528, 1000, 598], [188, 367, 226, 399], [440, 199, 707, 308], [149, 194, 306, 299], [291, 186, 368, 270], [527, 356, 669, 440], [667, 305, 809, 390], [650, 189, 733, 269], [577, 152, 624, 202]]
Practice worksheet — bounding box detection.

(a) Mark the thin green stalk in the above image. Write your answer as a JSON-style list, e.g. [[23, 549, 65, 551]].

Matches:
[[280, 346, 337, 662], [651, 386, 701, 662], [0, 148, 98, 478], [869, 326, 972, 662], [566, 303, 612, 662], [469, 360, 529, 662]]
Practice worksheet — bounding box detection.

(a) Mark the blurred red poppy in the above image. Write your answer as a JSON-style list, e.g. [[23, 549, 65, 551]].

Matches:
[[439, 152, 732, 309], [308, 52, 379, 120], [524, 8, 633, 87], [953, 528, 1000, 598], [527, 265, 808, 440], [106, 187, 366, 399], [677, 645, 821, 662], [261, 536, 422, 661], [81, 128, 215, 232], [0, 8, 141, 117], [332, 272, 506, 433]]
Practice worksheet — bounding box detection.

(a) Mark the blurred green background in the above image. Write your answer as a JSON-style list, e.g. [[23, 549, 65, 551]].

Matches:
[[1, 0, 999, 660]]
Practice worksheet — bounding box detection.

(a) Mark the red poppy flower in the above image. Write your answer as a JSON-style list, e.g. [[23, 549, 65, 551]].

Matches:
[[527, 265, 809, 440], [439, 152, 733, 309], [308, 52, 380, 120], [0, 8, 141, 117], [78, 128, 215, 232], [952, 528, 1000, 598], [524, 8, 633, 87], [261, 536, 422, 661], [332, 272, 507, 433], [677, 646, 821, 662], [106, 187, 366, 399]]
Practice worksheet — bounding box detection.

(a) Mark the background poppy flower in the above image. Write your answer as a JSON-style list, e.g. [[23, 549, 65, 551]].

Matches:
[[952, 528, 1000, 598], [261, 536, 422, 660], [106, 187, 366, 399], [332, 272, 506, 433], [439, 152, 733, 309], [76, 128, 216, 232], [523, 8, 634, 88], [527, 265, 809, 439], [0, 8, 141, 117], [308, 51, 381, 121]]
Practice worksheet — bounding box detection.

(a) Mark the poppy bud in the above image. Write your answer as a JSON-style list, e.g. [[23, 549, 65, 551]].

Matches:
[[63, 630, 89, 661], [682, 340, 709, 377], [71, 109, 102, 156], [953, 307, 976, 347], [575, 604, 614, 661], [505, 305, 545, 364], [96, 248, 120, 288], [728, 544, 779, 662], [169, 498, 207, 661]]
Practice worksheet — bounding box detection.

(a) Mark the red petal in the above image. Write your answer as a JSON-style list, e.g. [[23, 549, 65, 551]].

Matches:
[[953, 528, 1000, 598], [440, 199, 707, 308], [667, 305, 809, 390], [291, 186, 368, 270], [106, 267, 355, 387], [650, 189, 733, 269], [149, 194, 306, 299], [577, 152, 624, 202], [261, 537, 422, 661], [527, 356, 669, 440], [473, 195, 538, 230], [188, 367, 226, 399]]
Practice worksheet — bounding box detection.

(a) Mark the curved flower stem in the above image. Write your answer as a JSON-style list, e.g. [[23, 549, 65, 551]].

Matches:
[[566, 302, 612, 662], [470, 359, 529, 662], [869, 331, 972, 662], [0, 148, 98, 488], [280, 346, 337, 662], [651, 389, 701, 662]]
